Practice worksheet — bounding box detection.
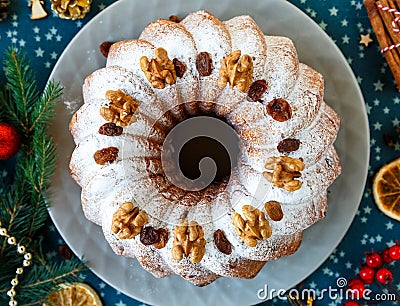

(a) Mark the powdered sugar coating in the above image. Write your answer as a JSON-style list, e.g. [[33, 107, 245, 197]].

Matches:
[[69, 11, 341, 286]]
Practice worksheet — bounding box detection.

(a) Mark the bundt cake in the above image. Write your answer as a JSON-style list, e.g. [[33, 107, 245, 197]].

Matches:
[[69, 10, 341, 286]]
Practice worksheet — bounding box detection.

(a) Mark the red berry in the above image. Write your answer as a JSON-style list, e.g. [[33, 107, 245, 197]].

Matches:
[[348, 278, 363, 287], [388, 245, 400, 260], [381, 248, 394, 263], [0, 123, 22, 160], [344, 301, 360, 306], [359, 266, 375, 284], [348, 282, 365, 299], [365, 251, 382, 268], [376, 268, 393, 284]]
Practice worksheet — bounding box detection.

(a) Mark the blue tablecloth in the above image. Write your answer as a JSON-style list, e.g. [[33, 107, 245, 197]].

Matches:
[[1, 1, 399, 305]]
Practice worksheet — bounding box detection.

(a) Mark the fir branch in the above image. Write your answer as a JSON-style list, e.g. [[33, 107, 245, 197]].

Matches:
[[2, 48, 39, 133], [25, 130, 56, 235], [29, 80, 62, 133]]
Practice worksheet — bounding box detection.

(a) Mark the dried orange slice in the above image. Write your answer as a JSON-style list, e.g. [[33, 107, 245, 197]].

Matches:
[[372, 157, 400, 221], [43, 282, 102, 306]]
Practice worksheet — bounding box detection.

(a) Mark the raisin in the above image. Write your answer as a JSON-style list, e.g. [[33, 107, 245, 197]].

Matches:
[[264, 201, 284, 221], [196, 52, 213, 76], [248, 80, 268, 101], [277, 138, 300, 153], [169, 15, 180, 23], [93, 147, 119, 165], [99, 41, 114, 57], [153, 228, 169, 249], [98, 122, 123, 136], [266, 98, 292, 122], [140, 226, 160, 245], [173, 58, 187, 78], [59, 244, 73, 260], [214, 229, 232, 255]]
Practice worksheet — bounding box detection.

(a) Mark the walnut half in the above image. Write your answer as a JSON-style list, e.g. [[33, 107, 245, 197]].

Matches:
[[232, 205, 272, 247], [111, 202, 148, 239], [100, 90, 139, 126], [140, 47, 177, 89], [218, 50, 254, 93], [263, 156, 305, 192], [171, 220, 206, 263]]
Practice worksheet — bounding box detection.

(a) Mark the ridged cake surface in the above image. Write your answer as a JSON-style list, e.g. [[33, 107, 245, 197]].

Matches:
[[69, 10, 341, 286]]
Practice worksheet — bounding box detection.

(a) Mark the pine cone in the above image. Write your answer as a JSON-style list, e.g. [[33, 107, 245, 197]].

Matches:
[[0, 0, 10, 22], [50, 0, 92, 20]]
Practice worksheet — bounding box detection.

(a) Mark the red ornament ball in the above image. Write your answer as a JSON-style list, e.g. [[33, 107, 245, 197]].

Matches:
[[359, 266, 375, 284], [0, 123, 22, 160], [365, 251, 382, 268], [376, 268, 393, 284], [388, 245, 400, 260]]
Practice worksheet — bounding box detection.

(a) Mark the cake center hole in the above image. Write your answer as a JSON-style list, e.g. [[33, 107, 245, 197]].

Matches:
[[161, 115, 240, 191]]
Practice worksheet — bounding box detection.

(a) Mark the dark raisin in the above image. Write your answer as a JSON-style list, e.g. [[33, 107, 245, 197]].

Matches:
[[173, 58, 187, 78], [214, 229, 232, 255], [99, 41, 114, 57], [169, 15, 180, 23], [140, 226, 160, 245], [277, 138, 300, 153], [59, 244, 73, 260], [266, 98, 292, 122], [98, 122, 123, 136], [196, 52, 213, 76], [153, 228, 169, 249], [93, 147, 119, 165], [248, 80, 268, 101]]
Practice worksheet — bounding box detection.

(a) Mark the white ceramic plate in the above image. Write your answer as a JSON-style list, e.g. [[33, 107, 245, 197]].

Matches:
[[48, 0, 369, 305]]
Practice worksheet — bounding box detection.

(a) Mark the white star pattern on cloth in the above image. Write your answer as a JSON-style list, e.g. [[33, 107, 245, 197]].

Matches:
[[363, 206, 372, 214], [50, 26, 57, 35], [35, 47, 44, 57], [373, 122, 382, 130], [319, 20, 327, 30], [383, 106, 390, 114], [345, 261, 352, 269], [373, 79, 384, 91], [365, 103, 372, 114], [33, 26, 40, 33], [329, 7, 339, 16], [386, 221, 394, 230], [99, 282, 106, 289], [115, 301, 126, 306], [341, 19, 348, 26], [374, 98, 380, 106], [355, 2, 363, 9], [393, 97, 400, 104], [375, 146, 381, 153], [392, 118, 400, 126], [342, 35, 350, 44]]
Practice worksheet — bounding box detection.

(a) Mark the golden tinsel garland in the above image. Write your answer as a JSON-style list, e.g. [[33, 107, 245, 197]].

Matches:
[[50, 0, 92, 20]]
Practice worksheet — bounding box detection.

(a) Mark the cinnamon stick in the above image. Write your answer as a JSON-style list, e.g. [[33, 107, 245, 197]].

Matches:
[[365, 0, 400, 91]]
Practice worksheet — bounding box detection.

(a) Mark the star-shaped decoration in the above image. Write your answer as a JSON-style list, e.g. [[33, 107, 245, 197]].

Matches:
[[359, 33, 373, 47]]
